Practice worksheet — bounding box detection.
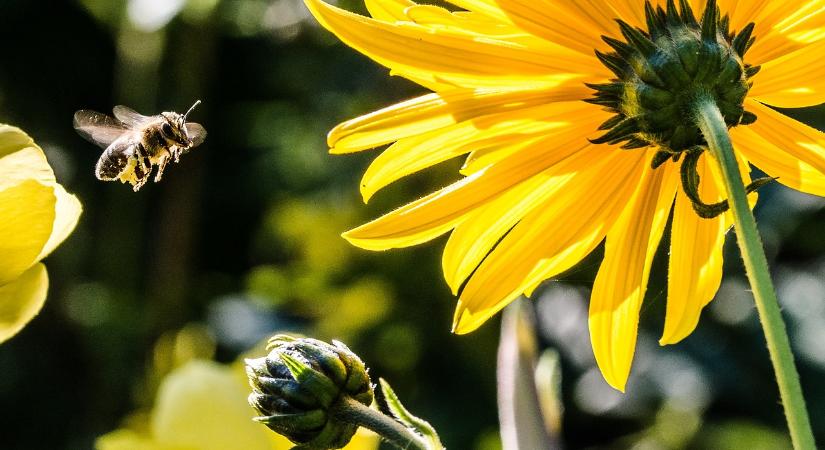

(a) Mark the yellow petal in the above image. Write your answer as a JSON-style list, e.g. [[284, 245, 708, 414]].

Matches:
[[37, 184, 82, 261], [152, 361, 278, 450], [750, 40, 825, 107], [445, 0, 512, 21], [360, 101, 593, 201], [460, 145, 517, 175], [550, 0, 623, 39], [0, 180, 56, 285], [661, 154, 727, 345], [303, 0, 604, 87], [98, 429, 188, 450], [491, 0, 610, 54], [607, 1, 739, 30], [747, 1, 825, 65], [0, 263, 48, 344], [743, 99, 825, 179], [589, 160, 679, 392], [731, 121, 825, 196], [398, 4, 541, 45], [0, 124, 39, 158], [97, 430, 183, 450], [450, 147, 649, 334], [364, 0, 413, 21], [344, 109, 607, 250], [329, 85, 588, 153], [0, 140, 55, 191]]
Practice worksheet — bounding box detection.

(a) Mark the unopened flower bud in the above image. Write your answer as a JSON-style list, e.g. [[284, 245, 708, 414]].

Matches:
[[246, 335, 374, 449]]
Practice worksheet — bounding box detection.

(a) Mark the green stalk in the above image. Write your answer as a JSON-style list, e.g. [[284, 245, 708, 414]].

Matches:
[[333, 396, 429, 450], [693, 94, 817, 450]]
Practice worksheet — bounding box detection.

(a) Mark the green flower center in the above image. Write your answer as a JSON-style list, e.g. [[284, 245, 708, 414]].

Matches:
[[588, 0, 771, 219]]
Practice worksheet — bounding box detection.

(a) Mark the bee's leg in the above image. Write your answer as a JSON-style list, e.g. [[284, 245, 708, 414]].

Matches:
[[131, 143, 152, 191], [131, 160, 150, 191], [154, 154, 170, 182], [133, 173, 150, 191], [171, 146, 182, 163]]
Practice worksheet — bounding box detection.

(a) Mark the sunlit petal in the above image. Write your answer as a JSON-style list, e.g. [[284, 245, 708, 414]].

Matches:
[[360, 101, 594, 201], [328, 86, 589, 153], [745, 100, 825, 177], [661, 154, 727, 345], [452, 147, 649, 334], [0, 263, 48, 344], [304, 0, 605, 88], [750, 40, 825, 107], [36, 184, 82, 261], [732, 121, 825, 196], [0, 180, 56, 285], [589, 161, 678, 391], [343, 110, 607, 250], [748, 1, 825, 65]]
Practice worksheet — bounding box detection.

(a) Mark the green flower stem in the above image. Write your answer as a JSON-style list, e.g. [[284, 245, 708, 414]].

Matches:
[[333, 396, 428, 450], [694, 94, 817, 450]]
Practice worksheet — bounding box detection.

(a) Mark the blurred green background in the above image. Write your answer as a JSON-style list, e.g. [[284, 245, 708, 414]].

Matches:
[[1, 0, 824, 448]]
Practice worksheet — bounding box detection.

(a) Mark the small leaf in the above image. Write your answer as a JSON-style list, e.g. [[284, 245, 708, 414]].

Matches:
[[377, 378, 443, 450]]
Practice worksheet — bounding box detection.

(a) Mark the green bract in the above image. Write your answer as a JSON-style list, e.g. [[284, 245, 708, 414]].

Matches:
[[587, 0, 770, 218]]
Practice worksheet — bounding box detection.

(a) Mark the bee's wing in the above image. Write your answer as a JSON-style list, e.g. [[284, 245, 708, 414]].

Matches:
[[113, 105, 153, 128], [73, 110, 128, 149], [184, 122, 207, 147]]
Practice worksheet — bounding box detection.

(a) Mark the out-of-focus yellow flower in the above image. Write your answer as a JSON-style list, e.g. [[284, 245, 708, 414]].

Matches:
[[96, 360, 379, 450], [0, 125, 81, 343]]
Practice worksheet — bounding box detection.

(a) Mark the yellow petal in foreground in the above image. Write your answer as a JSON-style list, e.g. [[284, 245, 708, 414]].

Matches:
[[0, 263, 48, 344], [661, 154, 727, 345], [746, 2, 825, 65], [452, 148, 647, 334], [749, 40, 825, 108], [492, 0, 610, 54], [589, 163, 678, 391], [329, 84, 589, 154], [732, 125, 825, 197], [744, 99, 825, 179], [0, 180, 56, 285], [364, 0, 413, 22], [344, 109, 607, 250], [359, 100, 592, 201], [304, 0, 603, 84]]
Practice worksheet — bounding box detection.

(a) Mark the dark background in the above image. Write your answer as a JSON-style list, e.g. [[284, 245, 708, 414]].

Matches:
[[1, 1, 823, 449]]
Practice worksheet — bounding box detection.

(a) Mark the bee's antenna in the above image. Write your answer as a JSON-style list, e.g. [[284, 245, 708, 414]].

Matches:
[[182, 100, 202, 122]]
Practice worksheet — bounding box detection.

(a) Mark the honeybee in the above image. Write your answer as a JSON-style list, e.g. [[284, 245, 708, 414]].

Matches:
[[73, 100, 206, 191]]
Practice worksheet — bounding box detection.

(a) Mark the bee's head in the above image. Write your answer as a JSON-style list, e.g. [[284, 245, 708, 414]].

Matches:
[[160, 101, 201, 147], [159, 113, 190, 147]]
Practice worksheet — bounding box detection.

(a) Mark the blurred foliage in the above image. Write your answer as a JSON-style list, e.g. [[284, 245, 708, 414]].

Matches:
[[0, 0, 824, 449]]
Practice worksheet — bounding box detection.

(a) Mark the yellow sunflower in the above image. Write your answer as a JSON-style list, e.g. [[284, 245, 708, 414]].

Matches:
[[305, 0, 825, 390]]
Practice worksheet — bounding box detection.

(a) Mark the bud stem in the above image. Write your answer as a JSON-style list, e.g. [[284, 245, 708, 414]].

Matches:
[[333, 396, 430, 450], [693, 94, 817, 450]]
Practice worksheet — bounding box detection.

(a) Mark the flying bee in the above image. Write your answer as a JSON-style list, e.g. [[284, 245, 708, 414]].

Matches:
[[73, 100, 206, 191]]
